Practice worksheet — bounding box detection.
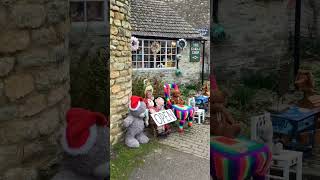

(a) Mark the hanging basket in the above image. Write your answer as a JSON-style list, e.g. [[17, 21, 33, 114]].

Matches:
[[131, 36, 139, 51], [177, 39, 187, 49], [151, 42, 161, 54]]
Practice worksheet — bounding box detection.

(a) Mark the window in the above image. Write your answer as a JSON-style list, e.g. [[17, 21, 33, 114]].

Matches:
[[70, 0, 105, 22], [132, 39, 180, 69]]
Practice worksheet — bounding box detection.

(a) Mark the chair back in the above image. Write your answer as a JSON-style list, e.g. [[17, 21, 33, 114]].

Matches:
[[188, 97, 196, 107], [163, 83, 179, 109], [250, 112, 272, 141]]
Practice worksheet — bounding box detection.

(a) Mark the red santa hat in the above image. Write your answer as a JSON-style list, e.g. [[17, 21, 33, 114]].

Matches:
[[61, 108, 108, 155], [129, 96, 144, 111]]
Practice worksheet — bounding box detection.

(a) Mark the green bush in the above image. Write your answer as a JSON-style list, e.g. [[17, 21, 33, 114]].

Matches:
[[132, 77, 145, 97], [229, 85, 256, 110], [70, 48, 108, 116]]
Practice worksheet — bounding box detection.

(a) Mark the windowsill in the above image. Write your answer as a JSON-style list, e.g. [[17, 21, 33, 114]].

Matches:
[[133, 67, 176, 71]]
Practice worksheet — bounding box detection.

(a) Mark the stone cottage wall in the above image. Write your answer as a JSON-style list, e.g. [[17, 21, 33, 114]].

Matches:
[[212, 0, 288, 82], [133, 40, 202, 85], [110, 0, 132, 144], [0, 0, 70, 179]]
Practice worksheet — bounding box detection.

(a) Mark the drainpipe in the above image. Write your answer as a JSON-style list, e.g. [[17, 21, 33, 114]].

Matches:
[[294, 0, 301, 77], [201, 40, 206, 86]]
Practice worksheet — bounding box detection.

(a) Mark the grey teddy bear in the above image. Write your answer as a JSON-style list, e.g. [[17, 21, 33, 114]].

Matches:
[[51, 108, 109, 180], [124, 96, 149, 148]]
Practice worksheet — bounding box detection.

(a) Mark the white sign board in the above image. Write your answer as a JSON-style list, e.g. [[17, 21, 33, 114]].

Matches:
[[150, 109, 177, 126]]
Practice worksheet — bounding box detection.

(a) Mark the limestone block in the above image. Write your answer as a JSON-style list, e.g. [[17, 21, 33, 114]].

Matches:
[[19, 94, 46, 117], [3, 167, 38, 180], [11, 4, 45, 28], [0, 145, 20, 173], [36, 108, 60, 136], [31, 27, 58, 45], [17, 48, 51, 68], [4, 74, 34, 101], [47, 1, 68, 24], [0, 57, 15, 77], [0, 105, 17, 122], [47, 83, 68, 106], [0, 30, 30, 53]]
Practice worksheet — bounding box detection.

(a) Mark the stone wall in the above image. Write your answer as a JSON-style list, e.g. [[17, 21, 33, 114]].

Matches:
[[110, 0, 132, 144], [213, 0, 288, 82], [0, 0, 70, 179], [133, 40, 202, 85]]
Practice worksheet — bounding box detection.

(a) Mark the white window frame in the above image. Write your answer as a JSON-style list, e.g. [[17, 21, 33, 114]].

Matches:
[[132, 38, 180, 70], [70, 0, 107, 25]]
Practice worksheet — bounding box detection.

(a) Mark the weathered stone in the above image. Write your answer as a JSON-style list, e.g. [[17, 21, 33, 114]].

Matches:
[[114, 12, 124, 20], [111, 5, 120, 11], [48, 84, 68, 106], [36, 108, 60, 136], [0, 57, 15, 77], [0, 145, 20, 172], [19, 94, 46, 117], [0, 81, 5, 105], [114, 19, 121, 26], [11, 4, 45, 28], [31, 27, 58, 45], [3, 167, 38, 180], [17, 48, 51, 68], [0, 105, 17, 122], [0, 30, 30, 53], [111, 26, 118, 35], [34, 62, 69, 90], [20, 141, 44, 162], [4, 74, 34, 101], [116, 1, 125, 7], [110, 71, 120, 78], [111, 85, 121, 94], [47, 1, 68, 24], [0, 120, 38, 145]]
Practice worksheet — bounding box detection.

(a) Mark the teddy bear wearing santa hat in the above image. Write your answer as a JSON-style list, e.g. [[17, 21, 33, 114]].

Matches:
[[51, 108, 109, 180], [124, 96, 150, 148]]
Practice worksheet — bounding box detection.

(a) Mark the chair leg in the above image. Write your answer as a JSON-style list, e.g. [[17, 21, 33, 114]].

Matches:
[[283, 163, 290, 180], [296, 154, 302, 180]]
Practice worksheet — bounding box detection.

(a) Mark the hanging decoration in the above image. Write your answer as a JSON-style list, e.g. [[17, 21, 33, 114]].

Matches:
[[176, 54, 182, 61], [131, 36, 139, 51], [177, 39, 187, 49], [171, 41, 177, 47], [150, 41, 161, 54]]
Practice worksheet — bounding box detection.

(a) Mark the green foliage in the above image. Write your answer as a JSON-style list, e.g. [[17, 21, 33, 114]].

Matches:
[[179, 82, 202, 99], [301, 38, 320, 59], [229, 85, 256, 110], [110, 140, 161, 180], [132, 77, 145, 97], [70, 48, 108, 115], [240, 71, 277, 90]]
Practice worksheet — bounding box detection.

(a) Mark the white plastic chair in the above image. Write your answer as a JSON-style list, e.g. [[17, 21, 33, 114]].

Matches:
[[188, 97, 205, 124], [251, 112, 303, 180]]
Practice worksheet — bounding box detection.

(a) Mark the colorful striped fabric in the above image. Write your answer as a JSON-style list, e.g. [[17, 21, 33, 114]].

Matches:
[[172, 104, 194, 129], [211, 136, 272, 180]]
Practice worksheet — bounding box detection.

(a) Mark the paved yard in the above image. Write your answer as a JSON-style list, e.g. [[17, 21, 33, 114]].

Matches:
[[159, 123, 210, 160]]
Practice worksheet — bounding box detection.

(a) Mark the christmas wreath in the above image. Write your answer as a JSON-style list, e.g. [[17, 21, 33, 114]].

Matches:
[[131, 36, 139, 51], [177, 39, 187, 49], [151, 42, 161, 54]]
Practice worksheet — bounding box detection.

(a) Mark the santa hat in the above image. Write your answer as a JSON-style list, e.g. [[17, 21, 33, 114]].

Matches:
[[129, 96, 144, 111], [61, 108, 108, 155]]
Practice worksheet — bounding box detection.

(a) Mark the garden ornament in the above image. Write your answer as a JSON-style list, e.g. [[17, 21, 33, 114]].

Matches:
[[211, 89, 241, 138], [171, 89, 185, 105], [124, 96, 149, 148], [131, 36, 139, 51], [177, 39, 187, 49], [51, 108, 109, 180], [154, 97, 171, 135], [294, 70, 320, 108]]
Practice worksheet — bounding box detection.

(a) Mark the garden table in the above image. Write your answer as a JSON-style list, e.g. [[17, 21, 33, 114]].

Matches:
[[211, 136, 272, 180], [270, 106, 320, 153]]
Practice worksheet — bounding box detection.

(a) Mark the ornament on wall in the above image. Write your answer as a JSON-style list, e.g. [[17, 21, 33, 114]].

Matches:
[[175, 69, 182, 76], [177, 39, 187, 49], [176, 54, 182, 61], [131, 36, 139, 51], [151, 41, 161, 54]]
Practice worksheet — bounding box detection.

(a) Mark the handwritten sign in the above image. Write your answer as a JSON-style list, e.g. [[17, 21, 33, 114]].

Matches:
[[190, 41, 201, 62], [150, 109, 177, 126]]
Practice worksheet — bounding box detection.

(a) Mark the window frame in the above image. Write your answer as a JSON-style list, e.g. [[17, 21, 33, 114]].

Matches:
[[132, 38, 180, 70], [70, 0, 107, 24]]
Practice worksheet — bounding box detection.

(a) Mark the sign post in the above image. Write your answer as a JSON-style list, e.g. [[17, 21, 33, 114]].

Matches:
[[150, 109, 177, 126], [190, 41, 201, 62]]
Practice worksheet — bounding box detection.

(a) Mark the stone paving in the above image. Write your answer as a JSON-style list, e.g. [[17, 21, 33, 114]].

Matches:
[[159, 123, 210, 160]]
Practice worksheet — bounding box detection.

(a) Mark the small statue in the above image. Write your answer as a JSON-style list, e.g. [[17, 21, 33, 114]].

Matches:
[[153, 97, 171, 135], [202, 82, 210, 97], [171, 89, 185, 105], [211, 89, 241, 138]]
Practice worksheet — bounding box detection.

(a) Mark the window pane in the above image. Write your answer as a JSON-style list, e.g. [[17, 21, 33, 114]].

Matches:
[[133, 62, 137, 68], [137, 62, 142, 68], [70, 2, 84, 22], [144, 41, 149, 47], [160, 41, 166, 47], [132, 55, 136, 62], [87, 1, 104, 21]]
